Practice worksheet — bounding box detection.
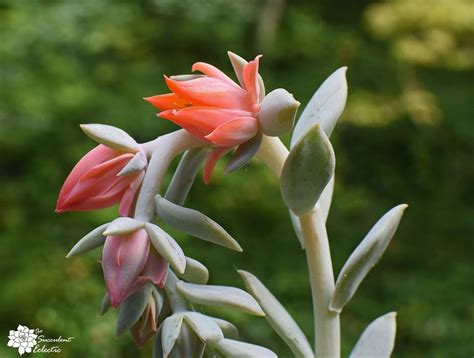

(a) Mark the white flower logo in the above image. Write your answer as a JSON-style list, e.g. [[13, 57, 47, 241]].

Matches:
[[7, 325, 37, 355]]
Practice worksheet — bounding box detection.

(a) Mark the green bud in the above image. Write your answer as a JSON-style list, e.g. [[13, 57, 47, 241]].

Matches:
[[258, 89, 300, 137]]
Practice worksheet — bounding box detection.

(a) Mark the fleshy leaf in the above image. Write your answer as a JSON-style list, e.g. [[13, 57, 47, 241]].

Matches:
[[258, 88, 300, 137], [210, 318, 239, 340], [183, 312, 224, 343], [155, 196, 242, 252], [99, 292, 111, 315], [176, 281, 264, 316], [238, 270, 313, 358], [153, 326, 164, 358], [161, 314, 184, 358], [211, 338, 277, 358], [116, 283, 153, 337], [330, 204, 408, 313], [176, 257, 209, 285], [80, 124, 139, 153], [165, 148, 209, 206], [145, 223, 186, 275], [103, 217, 144, 236], [117, 151, 147, 176], [66, 223, 109, 258], [349, 312, 397, 358], [291, 67, 347, 147], [224, 131, 263, 174], [281, 124, 335, 216]]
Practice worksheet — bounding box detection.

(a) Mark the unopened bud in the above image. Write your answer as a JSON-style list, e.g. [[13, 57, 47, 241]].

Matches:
[[258, 89, 300, 137]]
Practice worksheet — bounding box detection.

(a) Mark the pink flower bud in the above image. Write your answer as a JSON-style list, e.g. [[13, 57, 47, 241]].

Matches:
[[56, 145, 147, 216]]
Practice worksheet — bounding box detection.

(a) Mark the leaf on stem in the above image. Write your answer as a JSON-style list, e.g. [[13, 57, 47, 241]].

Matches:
[[225, 131, 263, 174], [165, 148, 209, 206], [161, 314, 184, 358], [66, 223, 109, 258], [176, 281, 264, 316], [155, 195, 242, 252], [116, 283, 153, 336], [182, 312, 224, 343], [238, 270, 313, 358], [103, 217, 144, 236], [281, 124, 335, 216], [99, 292, 111, 315], [210, 318, 239, 340], [176, 257, 209, 285], [145, 223, 186, 275], [330, 204, 408, 313], [210, 338, 277, 358], [349, 312, 397, 358], [80, 124, 139, 152], [291, 67, 347, 147]]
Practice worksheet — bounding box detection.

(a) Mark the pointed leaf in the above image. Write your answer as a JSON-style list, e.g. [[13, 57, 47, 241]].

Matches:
[[238, 270, 313, 358], [99, 292, 111, 315], [116, 284, 153, 336], [118, 151, 147, 176], [153, 326, 164, 358], [165, 148, 209, 206], [103, 217, 144, 236], [161, 314, 184, 358], [291, 67, 347, 147], [330, 205, 408, 313], [176, 257, 209, 285], [80, 124, 139, 152], [281, 124, 335, 215], [66, 223, 109, 258], [183, 312, 224, 343], [152, 287, 165, 316], [210, 318, 239, 340], [349, 312, 397, 358], [225, 131, 262, 174], [176, 281, 264, 316], [211, 338, 277, 358], [145, 223, 186, 275], [155, 196, 242, 252]]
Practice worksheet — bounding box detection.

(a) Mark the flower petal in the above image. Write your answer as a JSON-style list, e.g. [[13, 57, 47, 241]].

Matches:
[[140, 247, 169, 287], [119, 171, 145, 217], [203, 147, 232, 184], [205, 117, 258, 147], [102, 229, 150, 307], [165, 76, 252, 111], [192, 62, 240, 88], [143, 93, 189, 111], [243, 55, 262, 107]]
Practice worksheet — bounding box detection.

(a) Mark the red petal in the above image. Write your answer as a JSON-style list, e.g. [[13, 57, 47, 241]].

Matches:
[[205, 117, 258, 147], [203, 147, 232, 184], [192, 62, 240, 88]]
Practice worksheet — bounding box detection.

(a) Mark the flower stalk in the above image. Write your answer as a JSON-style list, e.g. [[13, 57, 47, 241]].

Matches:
[[257, 135, 340, 357]]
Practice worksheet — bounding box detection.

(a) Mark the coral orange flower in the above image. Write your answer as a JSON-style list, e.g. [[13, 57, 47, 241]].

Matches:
[[144, 55, 263, 183], [56, 145, 147, 216]]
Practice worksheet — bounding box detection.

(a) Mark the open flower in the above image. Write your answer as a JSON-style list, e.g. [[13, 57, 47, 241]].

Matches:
[[56, 145, 147, 216], [144, 54, 263, 183], [102, 229, 168, 307]]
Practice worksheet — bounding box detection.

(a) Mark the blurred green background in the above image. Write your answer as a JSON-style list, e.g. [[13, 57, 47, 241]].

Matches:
[[1, 0, 473, 357]]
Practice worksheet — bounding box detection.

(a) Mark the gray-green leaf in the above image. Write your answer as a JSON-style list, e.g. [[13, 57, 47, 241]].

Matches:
[[155, 196, 242, 252], [291, 67, 347, 147], [225, 131, 262, 174], [103, 217, 144, 236], [117, 151, 147, 176], [349, 312, 397, 358], [116, 284, 153, 336], [66, 223, 109, 258], [162, 314, 184, 358], [99, 292, 111, 315], [176, 257, 209, 285], [80, 124, 139, 152], [182, 312, 224, 343], [238, 270, 313, 358], [211, 338, 277, 358], [210, 318, 239, 340], [165, 148, 209, 206], [176, 281, 264, 316], [330, 204, 408, 313], [145, 223, 186, 274], [281, 124, 335, 216]]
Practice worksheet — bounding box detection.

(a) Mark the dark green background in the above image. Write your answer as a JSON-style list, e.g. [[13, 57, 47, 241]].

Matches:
[[1, 0, 473, 357]]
